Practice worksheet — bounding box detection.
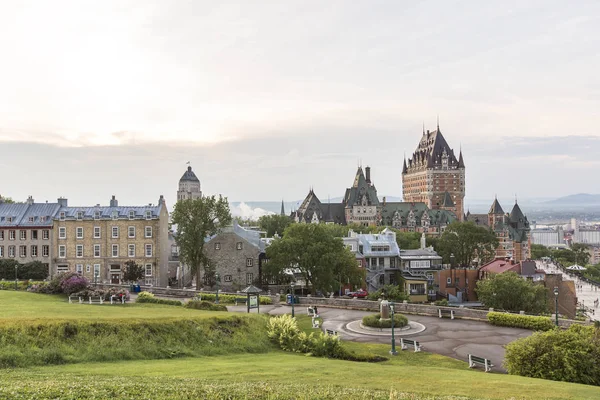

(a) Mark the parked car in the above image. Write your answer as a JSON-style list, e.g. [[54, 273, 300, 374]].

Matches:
[[345, 289, 369, 298]]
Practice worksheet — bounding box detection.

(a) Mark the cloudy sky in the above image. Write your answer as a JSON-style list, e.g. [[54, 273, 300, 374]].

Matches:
[[1, 0, 599, 211]]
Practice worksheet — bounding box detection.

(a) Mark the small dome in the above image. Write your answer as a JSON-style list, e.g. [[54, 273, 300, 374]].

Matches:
[[180, 166, 200, 182]]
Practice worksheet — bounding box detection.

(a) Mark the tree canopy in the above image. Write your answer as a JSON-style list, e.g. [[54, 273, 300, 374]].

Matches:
[[122, 260, 145, 283], [436, 221, 499, 267], [476, 271, 548, 314], [264, 223, 363, 294], [531, 244, 552, 260], [258, 214, 292, 237], [171, 196, 232, 288]]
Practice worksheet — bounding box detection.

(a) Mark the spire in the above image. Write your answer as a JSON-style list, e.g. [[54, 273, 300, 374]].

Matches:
[[422, 121, 425, 135], [437, 115, 440, 131], [458, 148, 465, 168], [402, 156, 408, 174], [489, 198, 504, 215], [280, 200, 285, 216]]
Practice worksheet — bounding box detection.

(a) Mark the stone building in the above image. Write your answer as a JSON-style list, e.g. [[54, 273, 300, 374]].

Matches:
[[402, 122, 465, 221], [177, 165, 202, 201], [51, 195, 170, 286], [201, 221, 266, 291], [0, 196, 59, 274], [292, 166, 456, 233]]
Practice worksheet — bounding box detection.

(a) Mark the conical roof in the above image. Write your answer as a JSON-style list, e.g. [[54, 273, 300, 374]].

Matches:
[[509, 202, 525, 223], [458, 150, 465, 168], [488, 198, 504, 215], [441, 192, 455, 207], [180, 166, 200, 182]]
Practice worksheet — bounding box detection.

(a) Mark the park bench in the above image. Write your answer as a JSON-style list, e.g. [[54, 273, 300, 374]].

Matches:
[[68, 295, 83, 304], [307, 307, 315, 316], [311, 317, 321, 329], [110, 295, 125, 305], [325, 329, 338, 336], [400, 338, 422, 352], [234, 297, 248, 305], [88, 296, 104, 305], [438, 308, 455, 320], [468, 354, 494, 372]]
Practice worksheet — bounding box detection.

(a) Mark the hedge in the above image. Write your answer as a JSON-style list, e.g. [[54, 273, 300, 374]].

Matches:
[[0, 280, 45, 291], [197, 293, 272, 305], [185, 300, 228, 312], [487, 312, 554, 331], [135, 292, 182, 307], [362, 313, 408, 329]]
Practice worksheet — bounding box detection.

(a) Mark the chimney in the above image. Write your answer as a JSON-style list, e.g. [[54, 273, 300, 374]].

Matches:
[[158, 195, 165, 205], [58, 197, 68, 207], [365, 166, 371, 184], [27, 195, 34, 205], [383, 196, 386, 205], [188, 166, 192, 172], [110, 195, 118, 207]]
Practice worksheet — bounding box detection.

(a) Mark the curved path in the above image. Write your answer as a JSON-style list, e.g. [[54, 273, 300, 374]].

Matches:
[[267, 305, 532, 372]]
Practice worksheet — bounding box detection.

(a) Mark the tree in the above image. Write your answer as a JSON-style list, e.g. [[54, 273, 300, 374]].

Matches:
[[436, 221, 499, 267], [571, 243, 590, 266], [476, 272, 548, 314], [0, 196, 15, 203], [122, 260, 145, 283], [258, 214, 292, 237], [264, 223, 363, 294], [531, 244, 552, 260], [171, 196, 232, 288]]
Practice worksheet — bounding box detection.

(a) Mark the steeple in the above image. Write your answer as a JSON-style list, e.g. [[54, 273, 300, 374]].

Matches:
[[437, 115, 440, 131], [488, 197, 504, 215], [280, 200, 285, 216], [402, 156, 408, 174], [458, 149, 465, 168]]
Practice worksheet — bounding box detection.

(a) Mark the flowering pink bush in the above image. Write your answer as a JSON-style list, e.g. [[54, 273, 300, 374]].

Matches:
[[61, 275, 89, 295]]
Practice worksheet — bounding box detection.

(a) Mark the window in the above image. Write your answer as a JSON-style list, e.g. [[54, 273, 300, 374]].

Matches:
[[76, 227, 83, 239], [9, 230, 15, 240], [145, 263, 152, 276], [94, 264, 100, 276], [129, 210, 135, 220], [42, 230, 49, 240], [6, 217, 12, 223], [379, 257, 384, 266], [76, 211, 83, 220], [76, 264, 83, 273], [224, 275, 233, 282], [94, 244, 101, 258], [145, 244, 152, 257], [8, 246, 15, 257], [246, 273, 254, 285], [59, 212, 66, 221], [42, 245, 49, 257], [0, 231, 3, 240], [112, 244, 119, 257], [246, 258, 253, 267], [128, 226, 135, 238], [145, 210, 152, 220], [19, 245, 26, 257], [455, 277, 460, 285], [31, 245, 37, 257], [446, 277, 451, 285], [94, 210, 100, 220], [20, 230, 26, 240], [59, 245, 66, 258], [236, 242, 243, 250], [128, 244, 135, 257], [346, 244, 354, 251], [59, 227, 66, 239], [0, 246, 3, 258], [145, 226, 152, 238], [390, 258, 395, 268], [214, 242, 221, 250], [76, 245, 83, 258], [28, 216, 34, 223], [31, 230, 38, 240], [112, 226, 119, 238], [94, 226, 101, 238], [57, 265, 69, 273], [86, 265, 91, 273], [112, 211, 118, 220]]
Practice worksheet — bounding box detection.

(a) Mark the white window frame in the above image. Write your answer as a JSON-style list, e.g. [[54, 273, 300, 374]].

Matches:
[[59, 227, 66, 239], [59, 212, 66, 221], [128, 226, 135, 238], [20, 230, 26, 240], [86, 265, 91, 273], [0, 246, 3, 258], [31, 245, 38, 257], [59, 245, 66, 258], [112, 226, 119, 238], [446, 277, 451, 285], [236, 242, 243, 250], [145, 210, 152, 220], [94, 244, 101, 258], [9, 230, 15, 240], [94, 210, 100, 220], [28, 216, 34, 223], [129, 210, 135, 220], [145, 226, 152, 238], [128, 244, 135, 258], [246, 258, 253, 267], [94, 226, 101, 238], [76, 244, 83, 258], [215, 242, 221, 250], [76, 211, 83, 220], [246, 273, 253, 285], [94, 264, 101, 276], [42, 230, 49, 240], [76, 227, 83, 239], [0, 231, 3, 240], [112, 244, 119, 258], [76, 264, 83, 273], [145, 263, 152, 277], [112, 211, 118, 220], [8, 245, 15, 257], [145, 244, 152, 257], [19, 245, 26, 258], [42, 245, 49, 257]]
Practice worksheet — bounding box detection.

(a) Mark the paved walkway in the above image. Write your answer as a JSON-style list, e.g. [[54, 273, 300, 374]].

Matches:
[[536, 261, 599, 321]]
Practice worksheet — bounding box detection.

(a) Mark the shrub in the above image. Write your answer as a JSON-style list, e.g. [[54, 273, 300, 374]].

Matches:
[[505, 325, 600, 385], [61, 275, 90, 295], [137, 291, 155, 300], [362, 313, 408, 329], [197, 293, 272, 305], [135, 294, 182, 306], [434, 299, 449, 306], [487, 312, 554, 331], [185, 300, 228, 312], [366, 284, 409, 302], [45, 272, 79, 294]]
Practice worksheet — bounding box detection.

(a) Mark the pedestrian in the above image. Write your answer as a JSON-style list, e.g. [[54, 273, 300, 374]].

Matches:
[[314, 306, 318, 316]]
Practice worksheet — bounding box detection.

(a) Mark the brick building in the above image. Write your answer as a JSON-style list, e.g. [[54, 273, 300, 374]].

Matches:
[[402, 122, 465, 221]]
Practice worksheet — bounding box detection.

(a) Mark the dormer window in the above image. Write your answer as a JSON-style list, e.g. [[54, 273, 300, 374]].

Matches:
[[77, 211, 84, 220], [94, 211, 100, 220], [40, 216, 46, 222], [145, 210, 152, 220], [112, 211, 118, 220], [28, 217, 34, 223], [129, 210, 135, 220], [59, 212, 65, 221]]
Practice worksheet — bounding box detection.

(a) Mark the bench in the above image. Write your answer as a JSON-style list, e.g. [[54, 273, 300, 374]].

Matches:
[[234, 298, 248, 305], [307, 307, 315, 316], [311, 316, 321, 329], [88, 296, 104, 305], [400, 338, 422, 352], [68, 295, 83, 304], [468, 354, 494, 372], [325, 329, 338, 336], [438, 308, 455, 320], [110, 295, 125, 304]]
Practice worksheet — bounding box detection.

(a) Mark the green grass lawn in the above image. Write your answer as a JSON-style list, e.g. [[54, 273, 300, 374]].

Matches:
[[0, 290, 228, 320]]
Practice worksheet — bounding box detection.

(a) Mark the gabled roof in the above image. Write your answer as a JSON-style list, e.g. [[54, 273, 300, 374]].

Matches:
[[488, 198, 504, 215], [206, 220, 265, 252], [180, 166, 200, 182]]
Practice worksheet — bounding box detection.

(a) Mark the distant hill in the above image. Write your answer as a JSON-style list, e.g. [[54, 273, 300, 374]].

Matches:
[[544, 193, 600, 205]]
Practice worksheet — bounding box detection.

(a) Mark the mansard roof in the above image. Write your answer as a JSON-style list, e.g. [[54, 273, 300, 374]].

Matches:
[[406, 126, 461, 171], [380, 202, 457, 227], [180, 166, 200, 182], [0, 203, 60, 227]]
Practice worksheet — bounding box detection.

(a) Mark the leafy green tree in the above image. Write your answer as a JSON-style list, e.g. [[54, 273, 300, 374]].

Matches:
[[551, 248, 576, 264], [531, 244, 552, 260], [476, 272, 548, 314], [122, 260, 145, 283], [264, 223, 363, 294], [171, 196, 232, 288], [0, 196, 15, 203], [258, 214, 292, 237], [366, 283, 409, 302], [571, 243, 590, 266], [0, 259, 21, 280], [436, 221, 499, 267]]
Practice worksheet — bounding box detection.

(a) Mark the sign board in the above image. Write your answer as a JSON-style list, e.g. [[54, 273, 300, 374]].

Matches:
[[249, 295, 259, 309]]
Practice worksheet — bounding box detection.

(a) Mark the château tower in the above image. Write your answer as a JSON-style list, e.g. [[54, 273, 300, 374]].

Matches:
[[177, 166, 202, 201]]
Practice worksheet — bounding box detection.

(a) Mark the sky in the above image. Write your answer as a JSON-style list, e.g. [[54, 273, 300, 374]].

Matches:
[[1, 0, 599, 215]]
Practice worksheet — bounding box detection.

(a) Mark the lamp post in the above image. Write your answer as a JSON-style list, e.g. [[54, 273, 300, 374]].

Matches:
[[450, 253, 455, 269], [389, 301, 398, 356], [290, 281, 296, 318], [215, 273, 220, 304], [554, 286, 559, 327], [94, 270, 99, 287], [14, 264, 18, 291]]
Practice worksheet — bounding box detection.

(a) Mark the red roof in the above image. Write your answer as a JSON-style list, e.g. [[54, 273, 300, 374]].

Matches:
[[479, 259, 521, 274]]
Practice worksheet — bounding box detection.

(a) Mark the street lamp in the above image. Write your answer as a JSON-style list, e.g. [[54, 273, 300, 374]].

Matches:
[[554, 286, 559, 327], [215, 273, 220, 304], [290, 281, 296, 318], [450, 253, 455, 269], [14, 264, 18, 291], [389, 301, 398, 356]]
